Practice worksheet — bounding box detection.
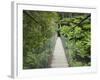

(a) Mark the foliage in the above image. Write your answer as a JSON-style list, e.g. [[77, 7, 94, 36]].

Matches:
[[23, 10, 59, 69], [60, 15, 91, 66], [23, 10, 91, 68]]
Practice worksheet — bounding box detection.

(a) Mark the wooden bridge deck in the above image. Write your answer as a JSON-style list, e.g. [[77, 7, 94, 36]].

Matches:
[[50, 37, 68, 68]]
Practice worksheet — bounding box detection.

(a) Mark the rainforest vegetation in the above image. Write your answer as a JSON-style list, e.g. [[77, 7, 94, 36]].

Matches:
[[23, 10, 91, 69]]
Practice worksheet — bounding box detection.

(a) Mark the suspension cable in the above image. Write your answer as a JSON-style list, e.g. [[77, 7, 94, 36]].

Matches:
[[23, 11, 44, 27], [74, 15, 91, 27]]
